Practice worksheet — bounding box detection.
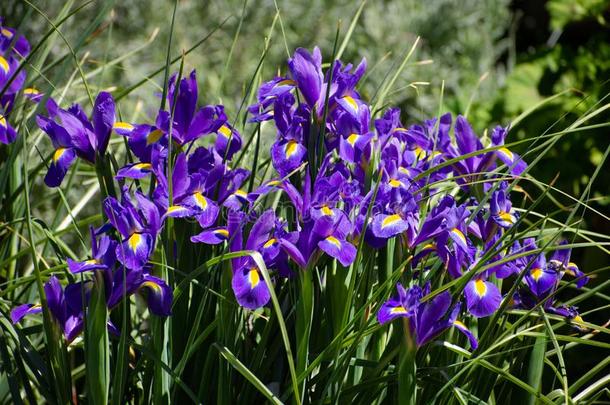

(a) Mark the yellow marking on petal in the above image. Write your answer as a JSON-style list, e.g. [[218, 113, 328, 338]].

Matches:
[[128, 233, 142, 251], [166, 205, 185, 214], [498, 147, 514, 161], [422, 243, 436, 251], [53, 148, 67, 162], [285, 140, 299, 158], [498, 210, 514, 224], [451, 228, 467, 245], [342, 95, 358, 111], [214, 229, 229, 238], [0, 56, 9, 74], [453, 320, 466, 328], [388, 178, 402, 188], [277, 79, 295, 86], [234, 189, 247, 198], [392, 127, 407, 132], [30, 303, 42, 310], [85, 259, 99, 265], [474, 279, 487, 297], [113, 121, 134, 131], [141, 280, 161, 292], [263, 238, 277, 248], [573, 315, 584, 324], [23, 87, 39, 95], [0, 114, 6, 128], [1, 28, 13, 38], [568, 262, 577, 269], [320, 205, 334, 216], [347, 133, 359, 146], [382, 214, 402, 228], [134, 162, 152, 171], [531, 268, 543, 281], [267, 180, 280, 186], [146, 129, 164, 145], [193, 192, 208, 209], [398, 167, 410, 175], [390, 306, 407, 314], [326, 236, 341, 248], [218, 125, 232, 138], [248, 268, 260, 288], [414, 146, 426, 159]]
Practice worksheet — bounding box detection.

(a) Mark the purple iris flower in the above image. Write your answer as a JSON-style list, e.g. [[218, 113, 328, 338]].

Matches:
[[269, 93, 310, 177], [490, 182, 518, 228], [0, 19, 31, 144], [277, 157, 358, 268], [439, 116, 527, 190], [156, 71, 234, 151], [150, 152, 220, 227], [247, 77, 296, 122], [378, 283, 478, 349], [464, 277, 503, 318], [36, 92, 117, 187], [103, 189, 160, 270], [107, 267, 173, 316], [66, 226, 172, 317], [548, 241, 589, 288], [68, 227, 117, 274], [11, 276, 91, 342]]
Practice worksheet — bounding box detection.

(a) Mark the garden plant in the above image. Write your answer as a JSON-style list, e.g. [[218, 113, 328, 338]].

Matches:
[[0, 1, 609, 404]]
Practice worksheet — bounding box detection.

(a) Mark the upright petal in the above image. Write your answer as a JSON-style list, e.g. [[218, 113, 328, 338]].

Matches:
[[92, 92, 115, 154]]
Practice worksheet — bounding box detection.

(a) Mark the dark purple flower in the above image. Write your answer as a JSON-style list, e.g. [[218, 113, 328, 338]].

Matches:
[[37, 92, 117, 187]]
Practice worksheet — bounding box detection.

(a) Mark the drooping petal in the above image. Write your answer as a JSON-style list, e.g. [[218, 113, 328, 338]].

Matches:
[[377, 298, 411, 324], [525, 265, 557, 297], [465, 279, 502, 318], [231, 265, 271, 310], [116, 232, 154, 270], [270, 139, 306, 177], [371, 213, 408, 239], [115, 162, 154, 179], [67, 258, 106, 274], [448, 227, 469, 252], [139, 275, 173, 316], [163, 204, 196, 219], [191, 227, 230, 245], [496, 147, 527, 176], [318, 235, 356, 267], [215, 123, 242, 160], [10, 303, 43, 323], [44, 147, 77, 187], [112, 121, 135, 136], [0, 114, 17, 144], [453, 319, 478, 349], [414, 291, 452, 346]]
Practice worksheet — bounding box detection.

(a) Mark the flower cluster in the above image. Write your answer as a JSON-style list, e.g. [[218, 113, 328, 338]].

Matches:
[[11, 46, 588, 350], [0, 18, 41, 144]]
